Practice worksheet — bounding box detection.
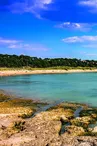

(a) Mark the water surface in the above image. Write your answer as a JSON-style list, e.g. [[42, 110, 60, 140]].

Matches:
[[0, 73, 97, 106]]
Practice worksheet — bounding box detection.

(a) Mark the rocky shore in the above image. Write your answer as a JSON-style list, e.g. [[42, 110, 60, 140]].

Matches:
[[0, 92, 97, 145]]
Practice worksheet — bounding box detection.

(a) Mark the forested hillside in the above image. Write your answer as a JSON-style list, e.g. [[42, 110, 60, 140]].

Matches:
[[0, 54, 97, 68]]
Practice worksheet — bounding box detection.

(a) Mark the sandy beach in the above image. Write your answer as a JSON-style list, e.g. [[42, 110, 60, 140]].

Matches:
[[0, 69, 97, 76]]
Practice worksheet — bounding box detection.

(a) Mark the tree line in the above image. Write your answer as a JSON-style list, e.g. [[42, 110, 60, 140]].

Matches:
[[0, 54, 97, 68]]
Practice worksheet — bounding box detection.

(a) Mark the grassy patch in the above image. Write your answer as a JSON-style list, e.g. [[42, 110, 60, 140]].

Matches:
[[0, 66, 97, 71]]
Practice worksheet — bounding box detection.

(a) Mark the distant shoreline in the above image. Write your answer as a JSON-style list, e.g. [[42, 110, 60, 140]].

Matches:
[[0, 68, 97, 76]]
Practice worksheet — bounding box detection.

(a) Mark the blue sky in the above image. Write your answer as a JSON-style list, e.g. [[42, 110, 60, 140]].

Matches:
[[1, 0, 97, 59]]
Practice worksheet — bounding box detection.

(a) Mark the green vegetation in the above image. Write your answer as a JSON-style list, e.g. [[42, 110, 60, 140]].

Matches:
[[0, 92, 11, 102], [0, 54, 97, 68], [71, 117, 96, 129], [0, 91, 47, 118], [80, 109, 97, 120], [12, 121, 25, 132], [84, 131, 97, 136]]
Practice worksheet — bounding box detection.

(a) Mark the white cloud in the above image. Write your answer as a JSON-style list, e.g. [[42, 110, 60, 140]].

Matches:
[[0, 37, 20, 44], [34, 0, 53, 9], [80, 51, 97, 56], [62, 36, 97, 43], [79, 0, 97, 7], [8, 43, 48, 51], [9, 0, 53, 18], [79, 0, 97, 13], [56, 22, 96, 31], [0, 37, 48, 52]]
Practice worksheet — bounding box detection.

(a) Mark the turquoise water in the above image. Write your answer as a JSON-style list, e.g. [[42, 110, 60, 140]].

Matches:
[[0, 73, 97, 106]]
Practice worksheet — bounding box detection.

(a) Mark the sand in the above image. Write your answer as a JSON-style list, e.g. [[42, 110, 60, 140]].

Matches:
[[0, 69, 97, 76]]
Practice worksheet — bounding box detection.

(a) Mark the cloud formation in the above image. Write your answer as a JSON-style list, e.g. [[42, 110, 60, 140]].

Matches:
[[55, 22, 96, 31], [6, 0, 53, 18], [79, 0, 97, 13], [1, 0, 97, 22], [79, 0, 97, 7], [80, 51, 97, 56], [0, 37, 48, 51], [0, 37, 20, 44], [62, 36, 97, 43]]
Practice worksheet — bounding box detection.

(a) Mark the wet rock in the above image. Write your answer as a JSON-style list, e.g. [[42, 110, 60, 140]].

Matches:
[[80, 108, 97, 119], [71, 116, 94, 128]]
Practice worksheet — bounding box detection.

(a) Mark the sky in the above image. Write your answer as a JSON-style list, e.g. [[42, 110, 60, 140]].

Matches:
[[1, 0, 97, 59]]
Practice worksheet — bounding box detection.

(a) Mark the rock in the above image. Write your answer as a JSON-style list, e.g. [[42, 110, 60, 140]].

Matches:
[[78, 142, 93, 146], [74, 137, 97, 146], [35, 108, 74, 122], [65, 125, 85, 136], [92, 126, 97, 133], [0, 102, 97, 146], [71, 116, 93, 128]]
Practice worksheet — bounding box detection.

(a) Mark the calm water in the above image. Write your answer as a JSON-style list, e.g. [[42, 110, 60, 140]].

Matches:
[[0, 73, 97, 106]]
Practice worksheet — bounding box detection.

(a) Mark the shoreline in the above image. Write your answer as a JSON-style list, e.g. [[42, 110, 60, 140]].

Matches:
[[1, 68, 97, 76], [1, 91, 97, 145]]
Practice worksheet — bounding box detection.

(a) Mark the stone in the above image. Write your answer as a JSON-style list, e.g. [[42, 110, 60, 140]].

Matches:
[[92, 126, 97, 133], [65, 125, 85, 136], [78, 142, 93, 146], [71, 116, 93, 128], [0, 101, 97, 146]]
